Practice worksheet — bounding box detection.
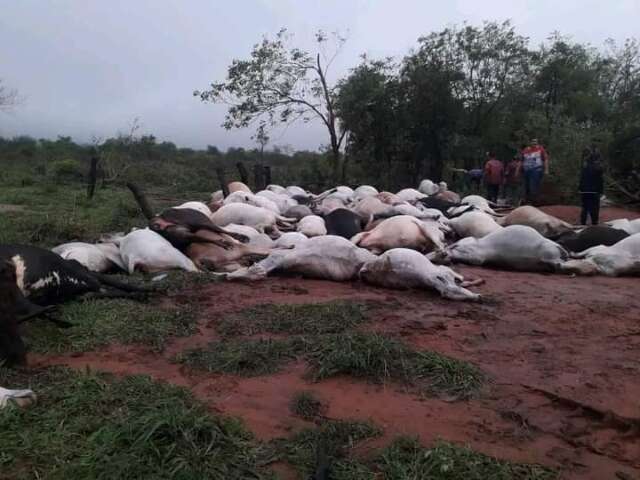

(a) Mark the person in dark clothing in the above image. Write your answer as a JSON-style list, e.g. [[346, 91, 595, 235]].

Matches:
[[579, 145, 604, 225], [467, 167, 484, 192]]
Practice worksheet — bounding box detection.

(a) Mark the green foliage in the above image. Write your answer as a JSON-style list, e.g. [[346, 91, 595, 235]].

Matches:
[[196, 28, 348, 180], [24, 298, 198, 354], [0, 367, 275, 480], [217, 301, 368, 337], [51, 158, 84, 182]]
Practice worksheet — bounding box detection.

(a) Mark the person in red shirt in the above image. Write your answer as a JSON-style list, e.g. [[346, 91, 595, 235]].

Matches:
[[521, 138, 550, 204], [483, 151, 503, 203]]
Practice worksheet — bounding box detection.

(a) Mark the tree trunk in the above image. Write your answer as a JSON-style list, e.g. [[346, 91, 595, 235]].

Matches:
[[216, 168, 229, 198], [253, 164, 264, 192], [263, 166, 272, 186], [126, 182, 155, 220], [87, 156, 99, 200], [236, 162, 249, 185], [340, 155, 350, 185], [329, 132, 341, 184]]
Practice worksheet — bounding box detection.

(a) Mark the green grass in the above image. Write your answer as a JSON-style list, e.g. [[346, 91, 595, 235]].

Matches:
[[268, 420, 382, 480], [305, 333, 484, 399], [24, 298, 198, 354], [0, 185, 146, 246], [0, 367, 275, 480], [218, 301, 369, 336], [178, 338, 306, 377], [374, 437, 557, 480], [180, 332, 482, 398], [0, 183, 211, 247], [289, 391, 325, 420]]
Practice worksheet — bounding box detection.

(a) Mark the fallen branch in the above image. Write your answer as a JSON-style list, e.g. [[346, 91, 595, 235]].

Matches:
[[126, 182, 155, 220], [605, 175, 640, 202]]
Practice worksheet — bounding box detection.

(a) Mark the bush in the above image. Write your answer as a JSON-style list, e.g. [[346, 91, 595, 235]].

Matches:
[[51, 158, 84, 182]]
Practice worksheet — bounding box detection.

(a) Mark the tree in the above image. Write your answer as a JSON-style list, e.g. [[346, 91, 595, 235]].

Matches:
[[336, 59, 403, 187], [0, 79, 21, 112], [416, 21, 530, 136], [195, 28, 347, 181], [252, 123, 269, 159], [533, 33, 606, 131]]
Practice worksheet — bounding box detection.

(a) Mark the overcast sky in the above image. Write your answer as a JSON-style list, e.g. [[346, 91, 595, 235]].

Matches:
[[1, 0, 638, 151]]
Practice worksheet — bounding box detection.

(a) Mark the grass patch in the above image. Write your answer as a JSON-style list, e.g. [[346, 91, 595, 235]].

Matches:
[[0, 185, 146, 246], [269, 420, 382, 480], [374, 437, 557, 480], [0, 367, 275, 480], [179, 332, 482, 398], [24, 298, 198, 354], [290, 391, 325, 420], [217, 301, 368, 337], [305, 333, 483, 399], [178, 338, 305, 377]]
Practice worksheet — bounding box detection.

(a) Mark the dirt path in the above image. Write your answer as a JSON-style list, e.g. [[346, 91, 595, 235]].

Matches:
[[33, 269, 640, 480]]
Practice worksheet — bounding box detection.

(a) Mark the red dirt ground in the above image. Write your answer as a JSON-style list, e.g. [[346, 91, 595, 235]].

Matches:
[[32, 205, 640, 480]]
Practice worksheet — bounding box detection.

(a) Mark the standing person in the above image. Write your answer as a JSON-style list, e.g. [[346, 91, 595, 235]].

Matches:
[[579, 145, 604, 225], [483, 151, 503, 203], [521, 139, 550, 205], [504, 154, 523, 206], [467, 166, 484, 192]]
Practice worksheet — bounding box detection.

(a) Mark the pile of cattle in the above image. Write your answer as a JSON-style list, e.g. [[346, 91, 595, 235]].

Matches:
[[6, 178, 640, 306], [2, 178, 640, 406]]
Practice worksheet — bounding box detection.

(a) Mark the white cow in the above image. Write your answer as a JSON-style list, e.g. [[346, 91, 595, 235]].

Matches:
[[119, 228, 198, 274], [174, 201, 213, 219], [435, 225, 568, 272], [274, 232, 309, 249], [0, 387, 37, 409], [297, 215, 327, 237], [561, 233, 640, 276], [352, 216, 446, 254], [418, 179, 440, 196], [448, 211, 503, 239], [211, 203, 295, 234], [352, 196, 391, 218], [354, 185, 379, 199], [266, 184, 287, 195], [227, 235, 376, 282], [52, 242, 126, 273], [222, 224, 274, 249], [228, 181, 252, 193], [606, 218, 640, 235], [285, 185, 308, 198], [256, 190, 298, 212], [360, 249, 480, 301], [224, 191, 280, 214], [396, 188, 426, 203], [499, 206, 574, 238]]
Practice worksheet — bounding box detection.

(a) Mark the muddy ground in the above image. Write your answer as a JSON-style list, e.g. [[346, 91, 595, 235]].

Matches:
[[33, 206, 640, 480]]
